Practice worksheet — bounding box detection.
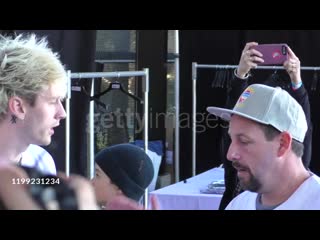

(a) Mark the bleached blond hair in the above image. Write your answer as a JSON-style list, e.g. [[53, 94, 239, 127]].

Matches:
[[0, 34, 67, 120]]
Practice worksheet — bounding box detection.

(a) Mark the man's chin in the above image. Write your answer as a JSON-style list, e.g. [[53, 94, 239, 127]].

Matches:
[[36, 139, 51, 146], [238, 177, 252, 191], [239, 179, 260, 192], [238, 179, 247, 190]]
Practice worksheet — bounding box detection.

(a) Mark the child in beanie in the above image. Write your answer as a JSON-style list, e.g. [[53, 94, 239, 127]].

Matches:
[[91, 144, 154, 209]]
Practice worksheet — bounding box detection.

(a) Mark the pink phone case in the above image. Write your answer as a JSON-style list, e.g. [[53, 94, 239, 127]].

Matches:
[[253, 44, 288, 65]]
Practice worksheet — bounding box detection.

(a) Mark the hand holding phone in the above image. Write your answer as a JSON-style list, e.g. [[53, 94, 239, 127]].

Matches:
[[252, 44, 288, 65]]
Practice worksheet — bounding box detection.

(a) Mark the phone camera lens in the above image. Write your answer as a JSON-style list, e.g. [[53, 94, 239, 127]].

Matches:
[[282, 46, 287, 55]]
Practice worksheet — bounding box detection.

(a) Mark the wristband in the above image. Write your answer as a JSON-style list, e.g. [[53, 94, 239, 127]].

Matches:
[[291, 81, 303, 90], [234, 69, 250, 80]]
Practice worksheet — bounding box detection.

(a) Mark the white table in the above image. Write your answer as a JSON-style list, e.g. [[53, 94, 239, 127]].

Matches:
[[150, 168, 224, 210]]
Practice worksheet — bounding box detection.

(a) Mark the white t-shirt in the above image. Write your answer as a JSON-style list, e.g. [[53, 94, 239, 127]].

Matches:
[[145, 149, 161, 192], [226, 174, 320, 210], [21, 144, 57, 176]]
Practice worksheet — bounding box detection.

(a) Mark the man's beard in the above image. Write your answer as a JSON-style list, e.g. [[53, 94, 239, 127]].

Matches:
[[233, 161, 262, 192]]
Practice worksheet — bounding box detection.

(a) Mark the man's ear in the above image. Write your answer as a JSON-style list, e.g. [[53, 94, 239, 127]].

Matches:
[[8, 96, 26, 120], [277, 131, 292, 157]]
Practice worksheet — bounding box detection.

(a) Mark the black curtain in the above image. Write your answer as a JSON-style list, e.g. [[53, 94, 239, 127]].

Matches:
[[180, 30, 320, 179], [136, 30, 168, 174], [15, 30, 97, 176]]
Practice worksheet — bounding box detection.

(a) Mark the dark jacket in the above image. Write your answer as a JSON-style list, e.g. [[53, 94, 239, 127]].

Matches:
[[218, 74, 313, 210]]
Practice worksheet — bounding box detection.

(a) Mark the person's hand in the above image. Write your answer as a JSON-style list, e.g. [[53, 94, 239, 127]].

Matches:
[[107, 195, 144, 210], [283, 46, 302, 86], [58, 172, 99, 210], [236, 42, 264, 78], [106, 195, 161, 210], [149, 195, 160, 210]]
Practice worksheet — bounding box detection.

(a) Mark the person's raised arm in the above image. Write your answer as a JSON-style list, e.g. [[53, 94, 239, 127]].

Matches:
[[283, 46, 312, 169]]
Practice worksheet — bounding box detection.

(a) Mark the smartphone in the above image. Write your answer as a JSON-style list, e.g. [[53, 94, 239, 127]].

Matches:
[[252, 44, 288, 65]]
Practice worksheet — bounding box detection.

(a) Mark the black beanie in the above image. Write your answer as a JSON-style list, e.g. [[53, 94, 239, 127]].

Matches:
[[95, 144, 154, 201]]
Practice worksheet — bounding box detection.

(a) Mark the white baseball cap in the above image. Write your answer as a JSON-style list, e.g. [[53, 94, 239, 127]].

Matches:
[[207, 84, 307, 142]]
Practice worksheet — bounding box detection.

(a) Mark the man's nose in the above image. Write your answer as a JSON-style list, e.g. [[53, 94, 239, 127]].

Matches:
[[226, 143, 240, 161], [57, 101, 66, 120]]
